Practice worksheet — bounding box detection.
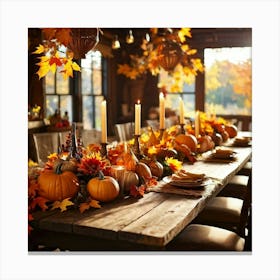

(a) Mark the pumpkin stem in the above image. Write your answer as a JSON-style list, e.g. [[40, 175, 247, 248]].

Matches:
[[55, 162, 64, 174], [98, 170, 105, 180]]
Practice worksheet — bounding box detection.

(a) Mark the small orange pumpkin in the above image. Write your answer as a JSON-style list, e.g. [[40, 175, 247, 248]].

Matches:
[[87, 174, 120, 202], [38, 164, 79, 201], [224, 124, 238, 138]]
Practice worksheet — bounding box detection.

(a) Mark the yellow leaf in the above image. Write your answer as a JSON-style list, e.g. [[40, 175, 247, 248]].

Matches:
[[32, 44, 45, 54], [72, 61, 81, 71], [50, 63, 56, 74], [51, 198, 74, 212], [36, 64, 50, 79]]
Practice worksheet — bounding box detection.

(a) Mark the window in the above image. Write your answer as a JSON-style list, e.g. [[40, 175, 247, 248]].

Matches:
[[44, 49, 104, 129], [81, 50, 104, 130], [204, 47, 252, 116], [159, 70, 196, 118], [44, 47, 72, 121]]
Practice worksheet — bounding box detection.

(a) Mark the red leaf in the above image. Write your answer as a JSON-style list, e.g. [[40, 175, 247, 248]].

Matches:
[[30, 196, 49, 211], [129, 185, 146, 198], [49, 56, 62, 67]]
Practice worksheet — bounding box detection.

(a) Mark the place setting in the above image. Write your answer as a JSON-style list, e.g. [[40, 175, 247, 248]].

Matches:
[[147, 169, 214, 198], [202, 147, 238, 163]]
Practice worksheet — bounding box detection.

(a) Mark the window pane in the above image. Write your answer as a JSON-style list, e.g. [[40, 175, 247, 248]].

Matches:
[[60, 95, 72, 122], [56, 67, 69, 94], [204, 47, 252, 115], [93, 96, 104, 129], [93, 69, 102, 95], [81, 68, 92, 94], [46, 95, 59, 118], [45, 72, 55, 94], [82, 96, 94, 129], [165, 93, 195, 119]]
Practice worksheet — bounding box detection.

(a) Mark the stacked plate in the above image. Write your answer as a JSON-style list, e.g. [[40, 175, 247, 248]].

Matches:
[[212, 148, 236, 159], [163, 170, 209, 188], [232, 137, 251, 147]]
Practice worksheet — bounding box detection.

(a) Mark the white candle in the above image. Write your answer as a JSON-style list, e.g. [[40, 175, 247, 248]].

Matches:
[[179, 97, 184, 124], [195, 110, 200, 138], [135, 100, 141, 135], [159, 92, 165, 129], [101, 100, 107, 143]]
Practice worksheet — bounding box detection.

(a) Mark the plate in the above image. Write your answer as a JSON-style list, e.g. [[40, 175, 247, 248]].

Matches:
[[212, 153, 236, 159], [162, 176, 210, 188]]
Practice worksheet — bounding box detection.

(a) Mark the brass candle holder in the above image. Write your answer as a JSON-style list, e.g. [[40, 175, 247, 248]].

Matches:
[[133, 134, 141, 159], [100, 142, 108, 158], [159, 128, 165, 140], [180, 123, 185, 134]]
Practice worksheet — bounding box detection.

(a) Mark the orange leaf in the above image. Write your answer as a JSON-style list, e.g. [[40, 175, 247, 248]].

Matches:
[[79, 202, 90, 213], [129, 185, 146, 198], [79, 199, 101, 213], [30, 196, 49, 211]]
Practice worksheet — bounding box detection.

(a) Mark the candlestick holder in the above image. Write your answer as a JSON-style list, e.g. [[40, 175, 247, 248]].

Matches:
[[159, 128, 165, 140], [180, 123, 185, 134], [100, 142, 108, 158], [133, 134, 141, 159]]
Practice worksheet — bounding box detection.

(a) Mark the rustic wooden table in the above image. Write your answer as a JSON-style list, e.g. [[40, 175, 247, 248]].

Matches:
[[29, 145, 252, 252]]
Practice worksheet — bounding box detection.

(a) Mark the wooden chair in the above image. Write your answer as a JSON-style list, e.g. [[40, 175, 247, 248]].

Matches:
[[114, 122, 135, 142], [192, 174, 252, 240], [218, 174, 249, 200], [166, 224, 245, 251], [81, 129, 101, 147], [33, 132, 60, 164]]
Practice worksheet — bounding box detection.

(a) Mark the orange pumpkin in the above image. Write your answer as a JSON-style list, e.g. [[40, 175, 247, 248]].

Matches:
[[38, 165, 79, 201], [175, 134, 197, 152], [87, 175, 120, 202], [225, 124, 238, 138], [156, 148, 178, 162]]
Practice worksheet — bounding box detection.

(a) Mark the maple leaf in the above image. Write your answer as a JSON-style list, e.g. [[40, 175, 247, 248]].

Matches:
[[129, 185, 146, 198], [51, 198, 74, 212], [72, 61, 81, 72], [32, 44, 45, 54], [79, 199, 101, 213], [28, 178, 40, 198], [30, 196, 49, 211], [49, 56, 62, 67], [36, 64, 51, 80]]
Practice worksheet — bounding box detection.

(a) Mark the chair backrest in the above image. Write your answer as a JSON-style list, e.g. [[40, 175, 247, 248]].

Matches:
[[81, 129, 101, 147], [33, 132, 60, 164], [237, 173, 252, 237], [114, 122, 135, 142]]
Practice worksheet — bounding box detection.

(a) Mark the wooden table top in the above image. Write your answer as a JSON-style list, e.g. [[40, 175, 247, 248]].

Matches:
[[31, 145, 252, 251]]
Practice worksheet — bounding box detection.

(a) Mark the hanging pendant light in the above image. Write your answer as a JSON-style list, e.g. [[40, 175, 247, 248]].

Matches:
[[112, 35, 121, 49], [126, 30, 134, 44], [157, 40, 182, 72], [67, 28, 100, 59]]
